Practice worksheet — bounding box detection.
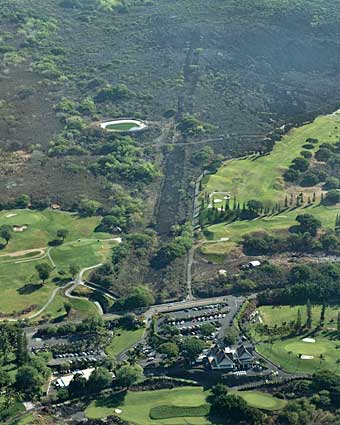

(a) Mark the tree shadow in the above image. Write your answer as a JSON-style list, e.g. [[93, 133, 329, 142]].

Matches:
[[48, 239, 63, 247], [94, 391, 126, 409], [17, 283, 42, 295]]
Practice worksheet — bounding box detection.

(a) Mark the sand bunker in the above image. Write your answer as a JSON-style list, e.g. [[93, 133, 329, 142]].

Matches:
[[115, 409, 122, 414], [13, 225, 28, 232], [5, 213, 17, 218], [301, 355, 314, 360], [302, 338, 315, 343], [213, 199, 222, 203]]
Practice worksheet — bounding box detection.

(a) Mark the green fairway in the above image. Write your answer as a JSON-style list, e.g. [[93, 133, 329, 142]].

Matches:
[[0, 209, 116, 318], [105, 327, 144, 358], [256, 305, 340, 332], [201, 112, 340, 255], [251, 305, 340, 375], [233, 391, 286, 411], [85, 387, 211, 425], [0, 209, 110, 253]]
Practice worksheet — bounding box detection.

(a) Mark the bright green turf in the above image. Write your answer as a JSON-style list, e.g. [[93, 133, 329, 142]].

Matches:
[[150, 404, 210, 419], [232, 391, 286, 411], [251, 305, 340, 375], [0, 209, 115, 318], [256, 305, 340, 331], [105, 327, 144, 358], [201, 112, 340, 255], [0, 209, 110, 253], [106, 122, 141, 131], [85, 387, 211, 425], [257, 335, 340, 375]]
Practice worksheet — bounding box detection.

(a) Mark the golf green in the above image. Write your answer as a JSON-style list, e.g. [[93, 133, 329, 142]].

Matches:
[[86, 387, 211, 425], [234, 391, 286, 411]]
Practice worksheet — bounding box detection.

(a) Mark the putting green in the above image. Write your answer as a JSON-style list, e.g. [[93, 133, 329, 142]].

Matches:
[[86, 387, 211, 425], [201, 111, 340, 255], [233, 391, 286, 411], [250, 305, 340, 374]]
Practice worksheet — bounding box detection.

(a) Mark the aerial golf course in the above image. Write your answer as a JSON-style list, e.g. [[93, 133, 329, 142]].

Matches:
[[0, 209, 118, 318], [200, 112, 340, 256]]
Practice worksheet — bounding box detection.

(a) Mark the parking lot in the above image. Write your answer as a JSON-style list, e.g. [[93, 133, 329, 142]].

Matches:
[[158, 296, 245, 340]]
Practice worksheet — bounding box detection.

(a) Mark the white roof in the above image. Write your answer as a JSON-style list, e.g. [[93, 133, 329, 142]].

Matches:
[[55, 368, 95, 388], [249, 260, 261, 267]]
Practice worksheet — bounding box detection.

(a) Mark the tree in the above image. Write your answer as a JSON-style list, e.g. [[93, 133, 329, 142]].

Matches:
[[200, 323, 215, 337], [320, 301, 326, 326], [68, 373, 87, 398], [123, 286, 155, 310], [16, 194, 30, 208], [223, 328, 238, 346], [323, 189, 340, 205], [35, 263, 53, 284], [337, 311, 340, 332], [69, 264, 80, 279], [158, 342, 179, 360], [57, 228, 69, 242], [115, 364, 143, 389], [291, 157, 309, 172], [295, 308, 302, 332], [0, 225, 11, 246], [306, 298, 312, 329], [88, 367, 112, 393], [295, 214, 322, 236], [247, 199, 263, 213], [16, 330, 28, 365], [181, 337, 206, 360], [0, 369, 10, 390], [15, 366, 43, 397], [211, 391, 263, 424]]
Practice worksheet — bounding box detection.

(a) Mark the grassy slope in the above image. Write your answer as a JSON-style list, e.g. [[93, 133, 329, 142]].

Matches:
[[105, 328, 144, 358], [233, 391, 286, 411], [86, 387, 211, 425], [201, 112, 340, 254], [251, 305, 340, 375], [0, 209, 114, 317]]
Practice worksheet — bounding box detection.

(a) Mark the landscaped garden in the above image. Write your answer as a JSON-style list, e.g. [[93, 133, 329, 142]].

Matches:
[[200, 112, 340, 256], [0, 209, 117, 318], [85, 386, 211, 424]]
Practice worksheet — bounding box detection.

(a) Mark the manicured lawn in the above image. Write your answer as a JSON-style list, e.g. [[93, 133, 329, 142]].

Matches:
[[105, 328, 144, 358], [257, 335, 340, 375], [0, 209, 109, 253], [201, 112, 340, 255], [50, 239, 115, 272], [0, 209, 115, 318], [233, 391, 286, 411], [85, 387, 211, 425], [257, 305, 340, 331], [251, 305, 340, 375], [150, 404, 210, 419]]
